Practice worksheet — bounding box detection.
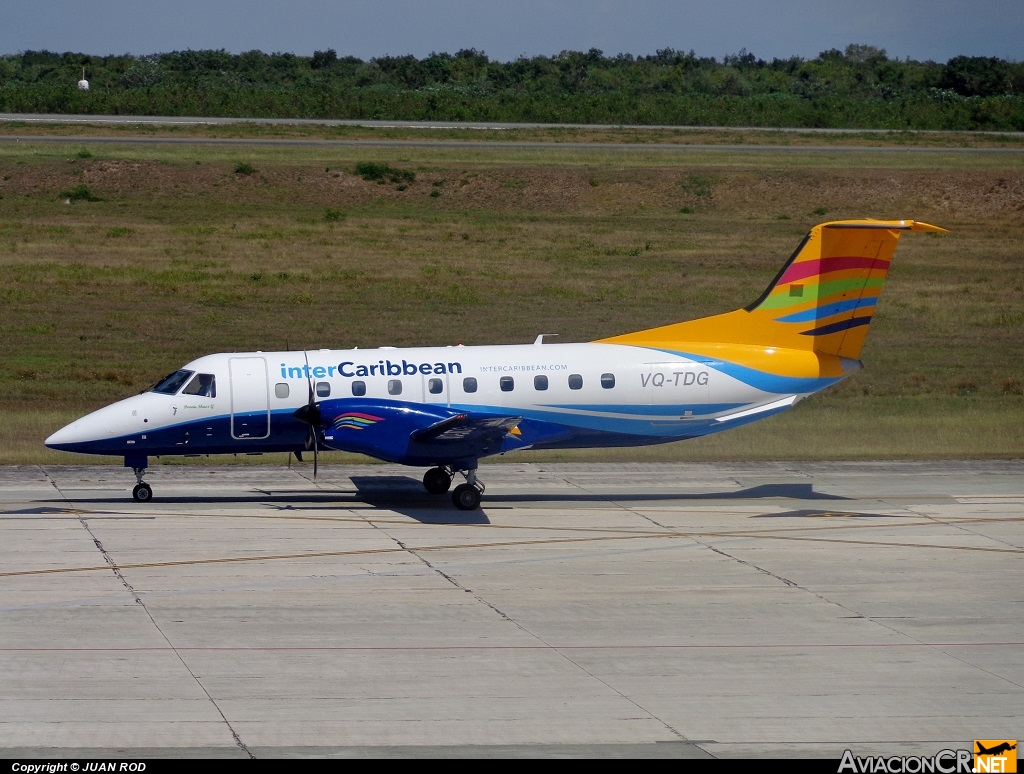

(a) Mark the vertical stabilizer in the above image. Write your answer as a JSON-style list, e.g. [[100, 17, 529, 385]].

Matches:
[[598, 219, 947, 360]]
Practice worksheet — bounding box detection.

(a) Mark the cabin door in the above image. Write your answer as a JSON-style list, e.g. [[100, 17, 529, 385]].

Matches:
[[229, 356, 271, 439]]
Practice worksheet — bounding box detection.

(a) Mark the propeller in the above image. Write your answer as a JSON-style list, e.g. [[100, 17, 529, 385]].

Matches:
[[291, 350, 320, 479]]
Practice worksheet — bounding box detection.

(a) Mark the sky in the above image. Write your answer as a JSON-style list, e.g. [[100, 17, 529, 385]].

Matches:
[[1, 0, 1021, 63]]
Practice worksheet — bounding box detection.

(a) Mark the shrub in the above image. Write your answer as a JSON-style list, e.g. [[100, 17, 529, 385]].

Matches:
[[1001, 378, 1024, 396], [355, 162, 415, 185], [59, 184, 100, 202]]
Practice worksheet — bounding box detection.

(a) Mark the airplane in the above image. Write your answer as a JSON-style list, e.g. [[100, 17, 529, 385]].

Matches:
[[976, 743, 1017, 756], [45, 219, 946, 510]]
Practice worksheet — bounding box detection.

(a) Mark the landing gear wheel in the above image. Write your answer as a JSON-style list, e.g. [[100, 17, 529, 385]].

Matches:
[[132, 483, 153, 503], [452, 483, 482, 511], [423, 467, 453, 494]]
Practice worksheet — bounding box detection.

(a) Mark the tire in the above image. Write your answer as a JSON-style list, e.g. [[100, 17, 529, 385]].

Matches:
[[423, 467, 453, 494], [452, 483, 481, 511], [132, 483, 153, 502]]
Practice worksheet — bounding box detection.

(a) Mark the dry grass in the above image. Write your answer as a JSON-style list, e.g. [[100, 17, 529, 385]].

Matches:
[[1, 133, 1021, 464]]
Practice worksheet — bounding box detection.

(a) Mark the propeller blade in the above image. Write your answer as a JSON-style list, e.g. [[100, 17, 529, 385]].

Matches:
[[312, 424, 319, 480], [303, 349, 318, 480]]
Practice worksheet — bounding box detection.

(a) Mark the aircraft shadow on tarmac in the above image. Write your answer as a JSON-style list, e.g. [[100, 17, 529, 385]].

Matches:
[[28, 478, 850, 526]]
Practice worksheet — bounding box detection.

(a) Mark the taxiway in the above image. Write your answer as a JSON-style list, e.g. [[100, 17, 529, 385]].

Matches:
[[1, 461, 1021, 759]]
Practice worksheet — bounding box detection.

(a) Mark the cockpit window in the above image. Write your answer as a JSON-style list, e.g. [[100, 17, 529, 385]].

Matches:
[[150, 369, 195, 395], [182, 373, 217, 398]]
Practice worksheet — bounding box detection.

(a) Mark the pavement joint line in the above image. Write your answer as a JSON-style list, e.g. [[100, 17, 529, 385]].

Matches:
[[3, 462, 1020, 754], [63, 497, 256, 755], [3, 517, 1024, 578], [2, 641, 1022, 651], [684, 523, 1024, 690], [359, 497, 697, 744], [884, 498, 1024, 551]]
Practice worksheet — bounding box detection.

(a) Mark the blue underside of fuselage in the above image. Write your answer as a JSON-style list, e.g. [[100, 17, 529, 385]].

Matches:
[[46, 405, 727, 463], [47, 410, 310, 459]]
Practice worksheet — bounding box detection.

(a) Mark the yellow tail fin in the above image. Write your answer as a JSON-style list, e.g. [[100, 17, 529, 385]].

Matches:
[[598, 219, 947, 360]]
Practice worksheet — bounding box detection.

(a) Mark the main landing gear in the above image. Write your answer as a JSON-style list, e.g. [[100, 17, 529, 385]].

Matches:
[[422, 466, 453, 494], [422, 465, 485, 510]]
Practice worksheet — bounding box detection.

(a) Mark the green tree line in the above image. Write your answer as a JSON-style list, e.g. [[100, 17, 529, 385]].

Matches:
[[1, 45, 1022, 130]]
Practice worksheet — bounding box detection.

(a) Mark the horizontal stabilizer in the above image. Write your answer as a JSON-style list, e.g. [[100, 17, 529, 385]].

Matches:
[[713, 395, 799, 424]]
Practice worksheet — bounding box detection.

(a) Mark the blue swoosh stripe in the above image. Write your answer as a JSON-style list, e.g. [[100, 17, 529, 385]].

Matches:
[[450, 403, 720, 437], [774, 297, 877, 324], [539, 403, 747, 416], [649, 349, 841, 394]]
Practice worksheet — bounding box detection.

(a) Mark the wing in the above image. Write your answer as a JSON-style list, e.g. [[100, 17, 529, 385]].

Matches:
[[313, 398, 524, 466]]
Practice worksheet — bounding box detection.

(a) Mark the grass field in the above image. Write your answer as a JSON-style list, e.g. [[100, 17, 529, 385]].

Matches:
[[1, 124, 1021, 465]]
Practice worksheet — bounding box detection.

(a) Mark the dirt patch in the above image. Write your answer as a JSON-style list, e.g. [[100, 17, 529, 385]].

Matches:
[[4, 156, 1020, 226]]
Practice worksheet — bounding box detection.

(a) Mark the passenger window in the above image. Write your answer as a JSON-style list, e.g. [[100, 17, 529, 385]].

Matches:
[[463, 377, 478, 393], [568, 374, 583, 390], [534, 375, 548, 391], [428, 378, 443, 395], [351, 380, 366, 397], [388, 379, 402, 396], [275, 383, 289, 399], [183, 373, 217, 398], [500, 376, 514, 392], [315, 381, 331, 397], [601, 373, 616, 389]]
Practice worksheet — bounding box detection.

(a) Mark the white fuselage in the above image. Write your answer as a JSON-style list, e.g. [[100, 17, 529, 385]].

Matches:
[[46, 340, 838, 464]]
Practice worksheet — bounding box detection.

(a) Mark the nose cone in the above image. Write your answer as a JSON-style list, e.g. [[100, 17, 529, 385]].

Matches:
[[45, 396, 151, 454], [45, 423, 79, 450], [45, 414, 110, 452], [45, 417, 104, 450]]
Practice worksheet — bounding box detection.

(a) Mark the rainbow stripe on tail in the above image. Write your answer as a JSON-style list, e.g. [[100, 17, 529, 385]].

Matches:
[[598, 220, 947, 364], [744, 219, 948, 358]]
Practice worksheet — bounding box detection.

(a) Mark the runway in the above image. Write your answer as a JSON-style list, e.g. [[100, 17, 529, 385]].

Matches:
[[3, 113, 1023, 155], [1, 460, 1022, 759]]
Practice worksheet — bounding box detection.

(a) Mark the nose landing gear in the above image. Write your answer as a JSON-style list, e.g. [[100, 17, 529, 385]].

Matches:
[[132, 480, 153, 502], [127, 456, 153, 502]]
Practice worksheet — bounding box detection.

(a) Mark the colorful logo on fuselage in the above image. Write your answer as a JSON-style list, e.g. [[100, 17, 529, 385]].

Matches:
[[330, 413, 384, 431]]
